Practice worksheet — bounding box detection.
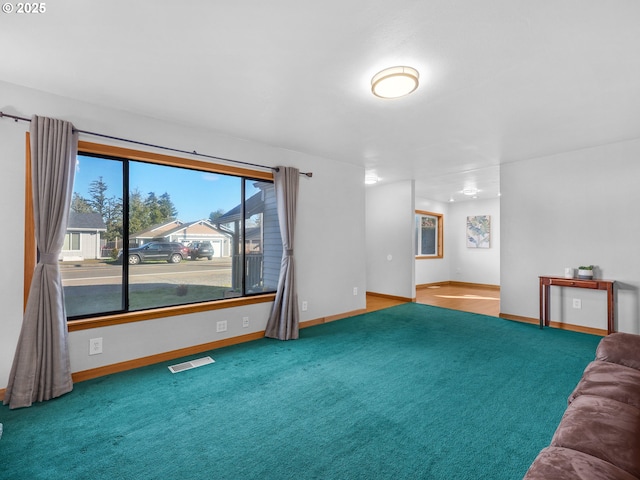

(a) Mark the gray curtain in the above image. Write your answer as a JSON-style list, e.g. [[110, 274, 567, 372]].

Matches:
[[4, 115, 77, 409], [265, 166, 300, 340]]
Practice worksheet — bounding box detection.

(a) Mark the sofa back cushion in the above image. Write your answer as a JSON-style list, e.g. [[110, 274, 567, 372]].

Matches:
[[568, 360, 640, 410], [551, 395, 640, 478]]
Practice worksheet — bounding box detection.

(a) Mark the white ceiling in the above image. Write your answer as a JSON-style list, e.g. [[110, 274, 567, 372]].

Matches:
[[2, 1, 640, 202]]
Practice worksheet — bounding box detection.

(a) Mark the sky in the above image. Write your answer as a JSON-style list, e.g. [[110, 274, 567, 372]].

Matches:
[[74, 155, 260, 221]]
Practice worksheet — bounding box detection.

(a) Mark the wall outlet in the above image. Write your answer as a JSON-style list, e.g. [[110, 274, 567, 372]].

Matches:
[[242, 316, 249, 328], [572, 298, 582, 309], [89, 337, 103, 355], [301, 301, 308, 311], [353, 287, 358, 296], [216, 320, 228, 332]]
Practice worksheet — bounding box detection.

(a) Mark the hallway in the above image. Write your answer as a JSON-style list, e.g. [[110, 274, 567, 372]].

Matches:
[[367, 284, 500, 317]]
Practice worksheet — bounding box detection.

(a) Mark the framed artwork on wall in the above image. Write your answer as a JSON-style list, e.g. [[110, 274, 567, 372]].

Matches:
[[466, 215, 490, 248]]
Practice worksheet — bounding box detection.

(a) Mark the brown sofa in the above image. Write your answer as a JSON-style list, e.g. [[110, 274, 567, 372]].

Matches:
[[523, 332, 640, 480]]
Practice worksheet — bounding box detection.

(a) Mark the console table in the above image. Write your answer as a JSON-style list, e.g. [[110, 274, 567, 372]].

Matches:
[[539, 276, 616, 334]]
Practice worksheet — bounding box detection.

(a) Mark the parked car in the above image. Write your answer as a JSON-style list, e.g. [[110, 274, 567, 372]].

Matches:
[[119, 242, 189, 264], [188, 241, 214, 260]]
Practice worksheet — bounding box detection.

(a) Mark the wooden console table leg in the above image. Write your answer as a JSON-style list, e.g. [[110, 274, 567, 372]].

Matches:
[[607, 284, 614, 335], [539, 279, 544, 329], [544, 284, 550, 328], [539, 279, 550, 329]]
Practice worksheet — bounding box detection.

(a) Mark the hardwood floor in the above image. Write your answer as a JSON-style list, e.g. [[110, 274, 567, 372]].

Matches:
[[366, 284, 500, 317], [416, 284, 500, 316], [365, 294, 407, 313]]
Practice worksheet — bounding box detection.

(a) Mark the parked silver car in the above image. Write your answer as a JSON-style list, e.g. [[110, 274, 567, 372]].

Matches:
[[188, 241, 214, 260]]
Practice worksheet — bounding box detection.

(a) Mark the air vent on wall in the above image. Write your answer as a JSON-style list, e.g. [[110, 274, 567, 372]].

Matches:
[[168, 356, 215, 374]]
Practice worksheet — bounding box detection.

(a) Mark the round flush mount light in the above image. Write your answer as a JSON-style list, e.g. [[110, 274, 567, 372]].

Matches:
[[371, 66, 419, 99], [364, 174, 379, 185]]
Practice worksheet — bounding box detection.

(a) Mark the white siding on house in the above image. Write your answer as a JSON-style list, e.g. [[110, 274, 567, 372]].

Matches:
[[60, 231, 103, 261], [262, 185, 282, 290]]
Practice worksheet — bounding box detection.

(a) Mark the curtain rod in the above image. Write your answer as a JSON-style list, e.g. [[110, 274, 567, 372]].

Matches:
[[0, 111, 313, 178]]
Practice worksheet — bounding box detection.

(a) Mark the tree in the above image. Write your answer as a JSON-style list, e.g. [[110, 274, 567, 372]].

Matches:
[[88, 177, 109, 218], [128, 189, 147, 236], [144, 192, 162, 225], [209, 208, 226, 223], [103, 195, 123, 242], [158, 192, 177, 220], [77, 177, 124, 242], [75, 177, 178, 240], [128, 190, 178, 236], [144, 191, 176, 225], [70, 193, 94, 214]]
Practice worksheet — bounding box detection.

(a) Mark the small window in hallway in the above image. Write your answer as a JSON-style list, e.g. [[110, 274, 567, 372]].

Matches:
[[415, 210, 443, 259]]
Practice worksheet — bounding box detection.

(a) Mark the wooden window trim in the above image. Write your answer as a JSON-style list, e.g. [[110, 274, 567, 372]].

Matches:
[[78, 141, 274, 181], [24, 135, 276, 330], [415, 209, 444, 259], [66, 293, 276, 332], [24, 134, 35, 310]]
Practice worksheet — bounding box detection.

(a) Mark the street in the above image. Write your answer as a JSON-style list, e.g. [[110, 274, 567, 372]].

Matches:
[[61, 258, 233, 287]]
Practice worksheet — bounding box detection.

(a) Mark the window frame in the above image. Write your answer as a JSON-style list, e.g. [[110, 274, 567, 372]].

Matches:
[[24, 137, 277, 331], [415, 210, 443, 259]]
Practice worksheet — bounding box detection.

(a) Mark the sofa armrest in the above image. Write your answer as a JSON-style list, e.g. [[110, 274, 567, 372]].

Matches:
[[596, 333, 640, 370]]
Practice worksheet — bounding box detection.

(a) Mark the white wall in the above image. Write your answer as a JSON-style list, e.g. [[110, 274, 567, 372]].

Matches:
[[447, 198, 500, 285], [0, 81, 367, 389], [414, 196, 500, 286], [366, 180, 415, 299], [501, 139, 640, 334]]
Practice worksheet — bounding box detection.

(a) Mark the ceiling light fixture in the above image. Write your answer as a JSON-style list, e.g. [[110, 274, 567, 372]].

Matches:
[[371, 66, 419, 99], [364, 174, 379, 185], [462, 187, 478, 196]]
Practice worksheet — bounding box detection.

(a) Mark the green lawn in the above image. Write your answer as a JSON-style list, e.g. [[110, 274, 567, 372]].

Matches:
[[64, 284, 231, 317]]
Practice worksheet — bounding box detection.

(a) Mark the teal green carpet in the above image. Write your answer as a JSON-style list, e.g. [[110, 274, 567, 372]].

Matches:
[[0, 304, 601, 479]]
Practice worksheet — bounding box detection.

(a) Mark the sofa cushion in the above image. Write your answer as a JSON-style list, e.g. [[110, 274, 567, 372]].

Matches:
[[523, 446, 639, 480], [551, 395, 640, 478], [596, 333, 640, 371], [568, 361, 640, 410]]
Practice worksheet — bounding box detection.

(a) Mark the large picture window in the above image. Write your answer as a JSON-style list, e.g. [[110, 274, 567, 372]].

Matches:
[[25, 141, 281, 324], [415, 210, 443, 259]]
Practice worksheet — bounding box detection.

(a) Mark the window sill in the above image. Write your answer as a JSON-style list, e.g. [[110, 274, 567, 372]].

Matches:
[[67, 293, 276, 332]]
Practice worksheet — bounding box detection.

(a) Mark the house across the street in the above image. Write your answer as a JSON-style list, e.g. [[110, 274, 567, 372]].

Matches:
[[131, 219, 232, 257], [60, 211, 107, 261]]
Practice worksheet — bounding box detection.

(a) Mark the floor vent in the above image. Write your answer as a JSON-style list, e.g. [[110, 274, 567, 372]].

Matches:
[[168, 356, 215, 374]]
